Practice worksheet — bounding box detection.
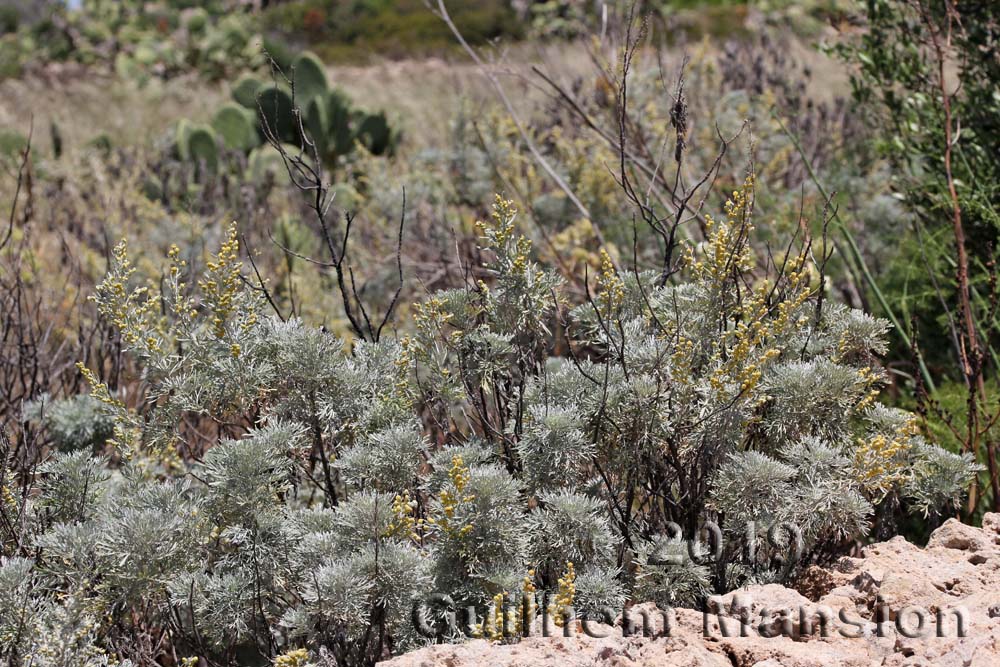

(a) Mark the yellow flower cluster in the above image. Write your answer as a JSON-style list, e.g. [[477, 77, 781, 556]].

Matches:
[[198, 222, 247, 340], [523, 568, 537, 598], [708, 301, 781, 394], [107, 422, 139, 460], [853, 367, 882, 413], [393, 336, 417, 399], [412, 296, 453, 338], [1, 484, 16, 516], [855, 417, 919, 495], [476, 195, 518, 249], [520, 567, 537, 632], [93, 240, 160, 353], [387, 490, 424, 542], [76, 363, 124, 410], [274, 648, 310, 667], [835, 332, 852, 360], [548, 561, 576, 627], [72, 367, 137, 457], [677, 173, 825, 398], [165, 244, 195, 320], [669, 336, 696, 386], [430, 455, 474, 539], [481, 591, 514, 641], [715, 264, 812, 397], [479, 568, 537, 641], [159, 440, 185, 474], [596, 247, 625, 312], [708, 285, 789, 396], [686, 175, 756, 287], [180, 658, 199, 667], [510, 235, 533, 275], [476, 195, 534, 276]]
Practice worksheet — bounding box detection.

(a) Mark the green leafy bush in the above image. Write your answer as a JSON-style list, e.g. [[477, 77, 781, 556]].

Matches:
[[835, 0, 1000, 514]]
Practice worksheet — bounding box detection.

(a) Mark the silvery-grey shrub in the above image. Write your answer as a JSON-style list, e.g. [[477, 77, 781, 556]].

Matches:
[[3, 193, 978, 666]]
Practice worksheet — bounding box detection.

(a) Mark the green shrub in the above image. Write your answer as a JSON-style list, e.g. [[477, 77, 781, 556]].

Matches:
[[835, 0, 1000, 514]]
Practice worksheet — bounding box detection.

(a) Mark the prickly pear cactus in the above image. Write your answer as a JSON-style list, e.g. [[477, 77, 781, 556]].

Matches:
[[231, 74, 263, 109], [184, 8, 209, 35], [248, 144, 294, 184], [262, 35, 295, 72], [256, 84, 298, 145], [173, 50, 396, 176], [358, 111, 394, 156], [185, 125, 219, 175], [175, 119, 193, 161], [212, 104, 259, 152], [305, 96, 330, 157], [326, 88, 355, 157], [50, 121, 63, 159], [291, 51, 329, 104]]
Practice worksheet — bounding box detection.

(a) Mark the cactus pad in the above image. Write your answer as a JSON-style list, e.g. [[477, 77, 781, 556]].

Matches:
[[231, 74, 263, 109], [186, 125, 219, 175], [292, 51, 329, 104], [256, 84, 298, 145], [212, 104, 259, 152], [358, 112, 393, 155]]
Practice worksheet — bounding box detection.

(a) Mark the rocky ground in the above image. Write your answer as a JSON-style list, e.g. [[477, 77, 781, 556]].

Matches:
[[380, 514, 1000, 666]]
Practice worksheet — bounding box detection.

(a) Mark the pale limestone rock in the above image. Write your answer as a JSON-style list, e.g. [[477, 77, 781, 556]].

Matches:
[[379, 517, 1000, 667]]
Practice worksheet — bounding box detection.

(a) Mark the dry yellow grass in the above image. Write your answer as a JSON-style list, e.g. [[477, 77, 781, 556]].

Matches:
[[0, 41, 598, 157], [0, 34, 848, 160], [0, 66, 228, 156]]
